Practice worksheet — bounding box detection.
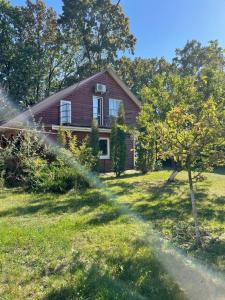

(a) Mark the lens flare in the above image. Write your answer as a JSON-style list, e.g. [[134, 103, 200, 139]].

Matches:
[[1, 88, 225, 300]]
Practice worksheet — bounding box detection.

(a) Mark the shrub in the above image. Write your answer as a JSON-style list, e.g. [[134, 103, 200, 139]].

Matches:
[[110, 105, 126, 177], [26, 162, 78, 193], [0, 129, 94, 193]]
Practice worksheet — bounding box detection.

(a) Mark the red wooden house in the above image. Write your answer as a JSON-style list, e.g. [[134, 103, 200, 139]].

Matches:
[[1, 69, 141, 172]]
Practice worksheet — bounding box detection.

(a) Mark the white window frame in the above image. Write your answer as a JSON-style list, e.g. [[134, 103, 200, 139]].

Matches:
[[109, 98, 122, 117], [93, 96, 103, 126], [60, 100, 71, 124], [99, 137, 110, 159]]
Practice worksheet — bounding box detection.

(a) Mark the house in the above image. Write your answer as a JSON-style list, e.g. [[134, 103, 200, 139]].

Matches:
[[0, 69, 141, 172]]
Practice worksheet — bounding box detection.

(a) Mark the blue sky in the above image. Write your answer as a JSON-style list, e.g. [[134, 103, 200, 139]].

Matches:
[[11, 0, 225, 61]]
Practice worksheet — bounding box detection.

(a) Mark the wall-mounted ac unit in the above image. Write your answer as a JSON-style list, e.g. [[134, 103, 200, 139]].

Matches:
[[95, 83, 107, 94]]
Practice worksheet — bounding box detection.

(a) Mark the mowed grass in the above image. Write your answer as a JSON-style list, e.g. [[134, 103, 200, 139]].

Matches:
[[0, 180, 185, 300], [0, 170, 225, 299], [105, 170, 225, 272]]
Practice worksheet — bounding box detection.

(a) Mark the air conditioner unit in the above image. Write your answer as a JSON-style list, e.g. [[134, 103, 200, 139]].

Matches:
[[95, 83, 107, 94]]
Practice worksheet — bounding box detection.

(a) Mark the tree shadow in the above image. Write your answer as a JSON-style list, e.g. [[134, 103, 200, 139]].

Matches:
[[199, 238, 225, 273], [214, 196, 225, 205], [213, 167, 225, 175], [0, 189, 108, 218], [43, 241, 186, 300]]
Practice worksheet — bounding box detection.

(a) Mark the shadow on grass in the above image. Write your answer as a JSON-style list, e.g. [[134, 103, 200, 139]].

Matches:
[[43, 243, 186, 300], [0, 189, 108, 219], [213, 167, 225, 175]]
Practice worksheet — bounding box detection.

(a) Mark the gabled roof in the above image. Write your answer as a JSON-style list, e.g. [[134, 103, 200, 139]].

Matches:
[[3, 68, 141, 128]]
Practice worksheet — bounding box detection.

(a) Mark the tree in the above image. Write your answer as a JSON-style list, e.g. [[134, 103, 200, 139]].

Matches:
[[60, 0, 136, 79], [110, 104, 126, 177], [173, 40, 225, 76], [0, 0, 80, 107], [57, 125, 67, 147], [89, 119, 100, 172], [136, 103, 157, 173], [159, 100, 225, 246], [0, 88, 17, 122], [0, 0, 15, 88], [116, 56, 172, 97]]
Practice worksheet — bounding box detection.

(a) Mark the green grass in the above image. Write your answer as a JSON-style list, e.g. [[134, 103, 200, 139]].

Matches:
[[0, 170, 225, 299], [105, 170, 225, 271]]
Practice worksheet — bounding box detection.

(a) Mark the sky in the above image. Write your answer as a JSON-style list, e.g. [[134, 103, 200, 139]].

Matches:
[[11, 0, 225, 61]]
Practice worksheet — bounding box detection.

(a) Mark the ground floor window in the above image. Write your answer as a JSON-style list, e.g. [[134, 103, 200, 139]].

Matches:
[[99, 137, 110, 159]]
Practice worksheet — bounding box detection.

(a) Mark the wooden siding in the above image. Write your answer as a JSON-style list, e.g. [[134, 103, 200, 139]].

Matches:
[[34, 71, 140, 128]]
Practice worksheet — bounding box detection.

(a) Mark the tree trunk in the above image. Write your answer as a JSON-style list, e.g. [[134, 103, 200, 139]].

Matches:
[[167, 170, 179, 183], [187, 167, 202, 247], [167, 160, 180, 183]]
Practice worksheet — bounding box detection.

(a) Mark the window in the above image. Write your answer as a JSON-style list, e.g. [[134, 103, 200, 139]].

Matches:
[[93, 96, 103, 125], [60, 100, 71, 124], [109, 99, 122, 117], [99, 138, 110, 159]]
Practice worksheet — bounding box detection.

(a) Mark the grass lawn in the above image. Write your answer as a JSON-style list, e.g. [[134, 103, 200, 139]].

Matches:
[[0, 170, 225, 299]]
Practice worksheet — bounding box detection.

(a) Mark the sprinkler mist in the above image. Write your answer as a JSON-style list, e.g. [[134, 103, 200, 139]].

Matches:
[[1, 89, 225, 300]]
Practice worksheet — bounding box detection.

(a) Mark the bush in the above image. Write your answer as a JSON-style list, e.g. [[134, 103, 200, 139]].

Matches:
[[23, 158, 88, 193], [29, 165, 77, 193], [0, 130, 94, 193]]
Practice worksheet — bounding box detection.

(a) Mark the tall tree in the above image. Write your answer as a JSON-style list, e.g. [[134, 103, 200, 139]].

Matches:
[[116, 56, 172, 97], [0, 0, 15, 89], [0, 0, 80, 107], [60, 0, 136, 79], [173, 40, 225, 76], [110, 104, 126, 177]]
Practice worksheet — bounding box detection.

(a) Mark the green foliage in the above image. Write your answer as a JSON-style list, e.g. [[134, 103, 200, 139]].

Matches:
[[158, 99, 225, 245], [60, 0, 136, 79], [57, 125, 67, 147], [117, 56, 172, 97], [0, 131, 45, 187], [64, 130, 97, 171], [0, 0, 78, 106], [0, 130, 93, 192], [110, 105, 126, 177], [24, 158, 80, 193], [136, 103, 157, 173], [173, 40, 225, 76], [89, 119, 100, 172], [159, 100, 225, 172]]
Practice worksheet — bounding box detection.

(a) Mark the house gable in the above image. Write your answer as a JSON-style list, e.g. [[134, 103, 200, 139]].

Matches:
[[3, 68, 141, 129]]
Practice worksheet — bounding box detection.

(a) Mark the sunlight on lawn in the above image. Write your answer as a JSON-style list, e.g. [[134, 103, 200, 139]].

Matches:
[[1, 169, 225, 299]]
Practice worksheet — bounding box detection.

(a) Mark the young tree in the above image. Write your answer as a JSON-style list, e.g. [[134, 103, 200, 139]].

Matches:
[[110, 104, 126, 177], [159, 100, 225, 246], [57, 125, 67, 147], [89, 119, 100, 172]]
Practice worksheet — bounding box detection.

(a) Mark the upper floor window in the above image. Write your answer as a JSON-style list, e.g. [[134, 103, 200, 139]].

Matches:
[[93, 96, 103, 126], [60, 100, 71, 124], [109, 99, 122, 117]]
